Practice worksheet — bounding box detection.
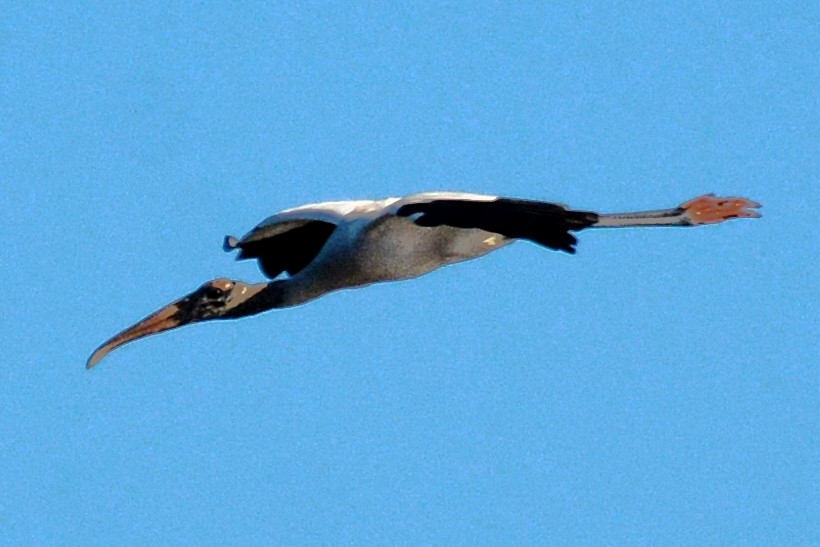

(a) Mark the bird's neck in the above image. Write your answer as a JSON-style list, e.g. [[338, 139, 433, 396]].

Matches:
[[224, 279, 331, 318]]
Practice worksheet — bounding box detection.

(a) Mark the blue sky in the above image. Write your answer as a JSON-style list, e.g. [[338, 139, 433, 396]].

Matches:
[[2, 2, 817, 544]]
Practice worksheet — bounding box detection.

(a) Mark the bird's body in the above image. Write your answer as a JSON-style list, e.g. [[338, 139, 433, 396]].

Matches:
[[228, 193, 514, 301], [224, 191, 603, 306], [87, 191, 761, 368]]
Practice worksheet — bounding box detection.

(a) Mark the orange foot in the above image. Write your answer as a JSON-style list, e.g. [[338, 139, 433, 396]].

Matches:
[[680, 194, 762, 225]]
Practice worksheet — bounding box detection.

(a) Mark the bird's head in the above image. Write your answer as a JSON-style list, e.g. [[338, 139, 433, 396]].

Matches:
[[86, 278, 264, 369]]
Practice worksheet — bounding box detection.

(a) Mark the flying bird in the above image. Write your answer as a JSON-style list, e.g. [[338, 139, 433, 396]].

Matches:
[[87, 191, 760, 368]]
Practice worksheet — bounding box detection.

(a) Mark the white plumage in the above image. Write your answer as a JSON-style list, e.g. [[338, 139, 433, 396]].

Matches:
[[253, 192, 496, 228]]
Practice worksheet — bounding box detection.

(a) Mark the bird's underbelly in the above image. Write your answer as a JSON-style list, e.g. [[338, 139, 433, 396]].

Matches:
[[350, 217, 511, 283]]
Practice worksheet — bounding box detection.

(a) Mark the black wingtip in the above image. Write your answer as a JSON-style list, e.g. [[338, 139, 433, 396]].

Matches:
[[223, 235, 239, 252]]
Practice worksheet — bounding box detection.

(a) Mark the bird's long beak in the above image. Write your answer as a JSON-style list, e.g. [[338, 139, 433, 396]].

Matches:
[[86, 297, 189, 369]]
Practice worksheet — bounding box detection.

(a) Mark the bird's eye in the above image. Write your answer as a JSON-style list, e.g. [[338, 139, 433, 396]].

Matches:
[[204, 286, 224, 299]]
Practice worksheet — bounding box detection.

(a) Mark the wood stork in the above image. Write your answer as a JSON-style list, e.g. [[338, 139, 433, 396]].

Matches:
[[87, 191, 760, 368]]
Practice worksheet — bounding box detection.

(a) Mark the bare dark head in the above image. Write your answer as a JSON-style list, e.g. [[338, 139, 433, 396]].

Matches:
[[86, 278, 264, 369]]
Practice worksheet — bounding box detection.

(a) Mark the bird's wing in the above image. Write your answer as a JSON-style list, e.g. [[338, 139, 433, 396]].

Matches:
[[275, 199, 399, 223], [225, 218, 338, 279], [225, 198, 405, 279], [391, 194, 599, 253]]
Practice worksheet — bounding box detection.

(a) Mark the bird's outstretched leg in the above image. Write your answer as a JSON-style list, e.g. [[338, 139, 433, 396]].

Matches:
[[591, 194, 761, 228]]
